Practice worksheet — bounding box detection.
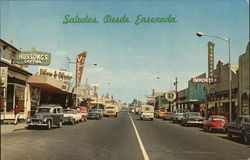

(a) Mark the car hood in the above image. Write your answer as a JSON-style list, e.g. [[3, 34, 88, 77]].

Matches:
[[30, 113, 50, 119]]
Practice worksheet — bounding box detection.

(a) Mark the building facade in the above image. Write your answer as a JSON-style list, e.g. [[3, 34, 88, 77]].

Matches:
[[238, 43, 250, 115], [0, 39, 32, 121], [206, 61, 239, 120]]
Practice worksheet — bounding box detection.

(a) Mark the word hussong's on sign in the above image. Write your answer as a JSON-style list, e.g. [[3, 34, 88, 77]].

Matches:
[[15, 47, 51, 65], [192, 78, 218, 83]]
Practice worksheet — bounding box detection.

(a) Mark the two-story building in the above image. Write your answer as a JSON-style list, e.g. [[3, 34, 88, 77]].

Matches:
[[0, 39, 32, 122]]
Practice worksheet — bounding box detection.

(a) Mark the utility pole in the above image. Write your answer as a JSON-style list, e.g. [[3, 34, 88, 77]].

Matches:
[[174, 77, 178, 109]]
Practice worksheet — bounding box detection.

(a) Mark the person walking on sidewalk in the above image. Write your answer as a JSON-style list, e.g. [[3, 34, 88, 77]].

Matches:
[[14, 106, 21, 125]]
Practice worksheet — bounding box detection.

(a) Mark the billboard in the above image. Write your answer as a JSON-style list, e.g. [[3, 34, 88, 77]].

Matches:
[[76, 51, 87, 87], [15, 47, 51, 65], [38, 67, 73, 84]]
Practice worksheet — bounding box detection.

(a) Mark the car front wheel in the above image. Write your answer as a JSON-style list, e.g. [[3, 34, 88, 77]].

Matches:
[[47, 120, 51, 130], [227, 131, 232, 139], [57, 121, 62, 128], [243, 131, 250, 144]]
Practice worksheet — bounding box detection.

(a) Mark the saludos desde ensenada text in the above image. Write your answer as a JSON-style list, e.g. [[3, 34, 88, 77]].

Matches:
[[62, 14, 177, 25]]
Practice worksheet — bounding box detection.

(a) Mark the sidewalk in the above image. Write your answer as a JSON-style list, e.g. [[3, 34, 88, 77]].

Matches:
[[1, 123, 27, 135]]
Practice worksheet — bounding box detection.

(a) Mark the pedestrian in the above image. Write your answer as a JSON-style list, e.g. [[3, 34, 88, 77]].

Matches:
[[14, 106, 21, 125]]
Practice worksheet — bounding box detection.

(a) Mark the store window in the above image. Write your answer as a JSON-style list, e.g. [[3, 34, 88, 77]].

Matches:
[[0, 88, 5, 111], [7, 84, 14, 112]]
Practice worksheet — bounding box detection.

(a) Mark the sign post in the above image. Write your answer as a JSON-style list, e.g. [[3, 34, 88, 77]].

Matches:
[[75, 51, 87, 106]]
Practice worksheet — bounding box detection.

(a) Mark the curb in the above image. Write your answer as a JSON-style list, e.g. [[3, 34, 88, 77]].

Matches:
[[13, 128, 26, 132]]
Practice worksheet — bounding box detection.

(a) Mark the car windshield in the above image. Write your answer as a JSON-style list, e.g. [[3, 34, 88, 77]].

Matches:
[[107, 107, 114, 109], [37, 108, 51, 113], [63, 109, 75, 113], [212, 116, 226, 120]]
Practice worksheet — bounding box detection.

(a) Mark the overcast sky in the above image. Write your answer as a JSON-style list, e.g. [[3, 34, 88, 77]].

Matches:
[[1, 0, 249, 103]]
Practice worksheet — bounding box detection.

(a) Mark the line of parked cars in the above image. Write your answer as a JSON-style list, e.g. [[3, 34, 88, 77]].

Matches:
[[26, 104, 120, 130], [155, 109, 250, 145], [26, 104, 105, 130]]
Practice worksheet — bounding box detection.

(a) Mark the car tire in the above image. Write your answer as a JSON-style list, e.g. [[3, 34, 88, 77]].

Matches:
[[243, 131, 250, 145], [227, 131, 232, 139], [209, 127, 213, 133], [151, 118, 154, 121], [47, 120, 51, 130], [57, 121, 62, 128], [71, 120, 75, 125]]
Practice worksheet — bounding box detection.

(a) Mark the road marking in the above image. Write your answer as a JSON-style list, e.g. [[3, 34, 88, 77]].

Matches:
[[129, 113, 150, 160]]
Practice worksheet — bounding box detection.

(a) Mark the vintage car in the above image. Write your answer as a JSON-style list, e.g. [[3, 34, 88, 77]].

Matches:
[[155, 109, 167, 118], [63, 109, 82, 125], [162, 112, 173, 120], [26, 104, 64, 130], [68, 106, 88, 122], [104, 106, 118, 117], [88, 110, 102, 120], [203, 115, 228, 132], [180, 112, 204, 126], [226, 115, 250, 144], [140, 105, 154, 121], [172, 109, 189, 123]]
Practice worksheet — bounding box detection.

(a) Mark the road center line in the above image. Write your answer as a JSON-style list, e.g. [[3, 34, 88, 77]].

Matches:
[[128, 113, 150, 160]]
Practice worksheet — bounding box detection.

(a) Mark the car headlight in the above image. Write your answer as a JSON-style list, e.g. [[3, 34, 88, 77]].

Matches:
[[43, 117, 48, 122], [27, 118, 31, 122]]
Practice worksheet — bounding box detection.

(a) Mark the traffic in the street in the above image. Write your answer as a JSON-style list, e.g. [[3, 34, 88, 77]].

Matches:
[[1, 111, 250, 160]]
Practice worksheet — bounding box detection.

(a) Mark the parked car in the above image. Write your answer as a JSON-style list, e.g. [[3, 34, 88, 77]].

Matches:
[[180, 112, 204, 126], [88, 110, 102, 120], [162, 112, 173, 120], [92, 109, 104, 117], [68, 106, 88, 121], [172, 109, 189, 123], [63, 109, 82, 125], [140, 105, 154, 121], [226, 115, 250, 144], [203, 115, 228, 132], [26, 104, 64, 130], [155, 109, 167, 118]]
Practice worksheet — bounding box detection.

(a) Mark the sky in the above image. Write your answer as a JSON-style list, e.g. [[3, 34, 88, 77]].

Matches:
[[1, 0, 249, 103]]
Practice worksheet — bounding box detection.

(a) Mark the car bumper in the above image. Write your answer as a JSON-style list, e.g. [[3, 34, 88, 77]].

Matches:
[[186, 120, 203, 124]]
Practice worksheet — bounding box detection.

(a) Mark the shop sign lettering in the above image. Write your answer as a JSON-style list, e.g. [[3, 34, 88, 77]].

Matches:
[[15, 47, 51, 65]]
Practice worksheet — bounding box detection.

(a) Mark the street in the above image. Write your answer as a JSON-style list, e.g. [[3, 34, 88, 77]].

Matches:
[[1, 112, 250, 160]]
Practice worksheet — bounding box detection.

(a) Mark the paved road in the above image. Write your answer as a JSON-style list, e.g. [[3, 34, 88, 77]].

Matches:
[[1, 112, 250, 160]]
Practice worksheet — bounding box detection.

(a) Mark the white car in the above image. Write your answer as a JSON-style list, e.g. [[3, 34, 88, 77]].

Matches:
[[63, 109, 82, 125]]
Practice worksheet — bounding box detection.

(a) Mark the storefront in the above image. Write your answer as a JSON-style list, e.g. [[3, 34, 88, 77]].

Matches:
[[0, 39, 32, 122], [28, 75, 75, 114]]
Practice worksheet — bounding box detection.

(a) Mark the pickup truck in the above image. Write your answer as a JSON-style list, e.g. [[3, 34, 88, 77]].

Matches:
[[226, 115, 250, 144]]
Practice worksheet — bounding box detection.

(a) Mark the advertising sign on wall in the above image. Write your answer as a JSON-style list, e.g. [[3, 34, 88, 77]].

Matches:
[[208, 42, 215, 78], [0, 67, 8, 88], [76, 51, 87, 87], [38, 67, 73, 84], [192, 77, 218, 83], [15, 47, 51, 65]]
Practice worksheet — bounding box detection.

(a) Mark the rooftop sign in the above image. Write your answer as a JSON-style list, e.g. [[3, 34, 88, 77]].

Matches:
[[15, 47, 51, 65], [192, 77, 218, 83]]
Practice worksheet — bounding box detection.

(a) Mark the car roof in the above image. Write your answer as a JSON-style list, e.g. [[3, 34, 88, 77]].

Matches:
[[38, 104, 62, 108]]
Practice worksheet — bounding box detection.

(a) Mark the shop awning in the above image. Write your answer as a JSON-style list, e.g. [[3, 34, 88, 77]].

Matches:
[[28, 75, 74, 94]]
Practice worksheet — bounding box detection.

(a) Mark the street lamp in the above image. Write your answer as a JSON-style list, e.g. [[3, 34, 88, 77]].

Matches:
[[196, 32, 232, 122]]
